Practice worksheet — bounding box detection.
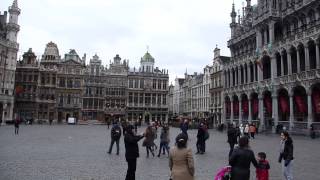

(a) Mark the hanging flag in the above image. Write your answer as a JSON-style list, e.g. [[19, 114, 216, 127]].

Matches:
[[233, 101, 239, 115], [312, 90, 320, 114], [294, 95, 307, 113], [253, 98, 259, 116], [257, 58, 264, 71], [15, 85, 24, 95], [279, 96, 289, 114], [242, 99, 249, 115], [264, 96, 272, 115]]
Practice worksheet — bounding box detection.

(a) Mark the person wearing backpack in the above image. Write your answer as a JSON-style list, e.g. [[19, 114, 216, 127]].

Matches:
[[108, 122, 122, 155]]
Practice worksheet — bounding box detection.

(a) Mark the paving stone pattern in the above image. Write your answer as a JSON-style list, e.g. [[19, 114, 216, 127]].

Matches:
[[0, 125, 319, 180]]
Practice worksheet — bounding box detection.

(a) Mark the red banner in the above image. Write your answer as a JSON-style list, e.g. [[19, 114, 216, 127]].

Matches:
[[233, 101, 239, 115], [242, 99, 249, 115], [264, 96, 272, 115], [312, 90, 320, 114], [253, 99, 259, 116], [294, 95, 307, 113], [279, 96, 289, 114]]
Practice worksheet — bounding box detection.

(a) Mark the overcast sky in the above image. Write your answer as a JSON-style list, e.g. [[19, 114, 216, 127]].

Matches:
[[1, 0, 257, 83]]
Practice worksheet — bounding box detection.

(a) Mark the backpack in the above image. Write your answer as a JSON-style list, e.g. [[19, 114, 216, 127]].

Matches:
[[214, 166, 231, 180], [112, 127, 121, 139]]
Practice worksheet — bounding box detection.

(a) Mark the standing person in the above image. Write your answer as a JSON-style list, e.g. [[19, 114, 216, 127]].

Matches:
[[256, 152, 270, 180], [143, 126, 155, 157], [249, 124, 256, 139], [157, 125, 170, 157], [227, 123, 238, 157], [278, 131, 294, 180], [229, 136, 258, 180], [124, 125, 144, 180], [169, 133, 195, 180], [180, 119, 189, 137], [108, 122, 122, 155], [196, 123, 206, 154], [244, 124, 250, 138], [14, 116, 20, 135]]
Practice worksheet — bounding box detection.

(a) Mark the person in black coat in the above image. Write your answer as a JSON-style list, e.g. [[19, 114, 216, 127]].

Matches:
[[278, 131, 294, 180], [227, 123, 238, 157], [229, 136, 258, 180], [196, 123, 206, 154], [108, 122, 122, 155], [124, 125, 144, 180]]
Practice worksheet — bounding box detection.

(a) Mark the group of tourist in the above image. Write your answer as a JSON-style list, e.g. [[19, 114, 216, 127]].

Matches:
[[106, 119, 293, 180]]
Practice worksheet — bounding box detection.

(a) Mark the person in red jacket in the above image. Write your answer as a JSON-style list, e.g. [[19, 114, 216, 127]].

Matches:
[[256, 152, 270, 180]]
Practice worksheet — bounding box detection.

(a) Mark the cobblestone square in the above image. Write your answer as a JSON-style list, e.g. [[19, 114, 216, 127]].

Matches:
[[0, 125, 319, 180]]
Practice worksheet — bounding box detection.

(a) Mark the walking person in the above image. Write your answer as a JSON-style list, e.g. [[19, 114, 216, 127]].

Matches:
[[124, 125, 144, 180], [227, 123, 238, 157], [143, 125, 155, 157], [169, 133, 195, 180], [278, 131, 294, 180], [229, 136, 258, 180], [180, 119, 189, 137], [196, 123, 206, 154], [108, 122, 122, 155], [14, 115, 20, 135], [157, 124, 170, 157], [249, 124, 256, 139]]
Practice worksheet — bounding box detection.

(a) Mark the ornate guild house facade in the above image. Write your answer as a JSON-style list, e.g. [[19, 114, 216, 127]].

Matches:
[[222, 0, 320, 132], [15, 42, 169, 124], [0, 0, 20, 124]]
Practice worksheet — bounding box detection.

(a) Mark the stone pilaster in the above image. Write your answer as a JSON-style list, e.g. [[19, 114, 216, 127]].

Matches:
[[248, 97, 252, 123], [272, 93, 278, 133], [307, 91, 313, 128], [316, 42, 320, 69], [258, 94, 264, 131], [305, 46, 310, 71], [289, 93, 294, 130], [296, 49, 301, 73], [230, 98, 234, 123]]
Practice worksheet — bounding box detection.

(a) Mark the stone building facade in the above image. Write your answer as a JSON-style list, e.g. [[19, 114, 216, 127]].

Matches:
[[173, 66, 212, 122], [0, 0, 20, 124], [15, 43, 168, 123], [222, 0, 320, 131], [127, 52, 169, 124], [210, 47, 229, 127]]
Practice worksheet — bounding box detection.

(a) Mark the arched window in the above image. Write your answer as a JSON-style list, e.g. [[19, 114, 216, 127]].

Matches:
[[308, 10, 315, 24], [262, 56, 271, 79], [276, 52, 282, 76], [290, 47, 298, 73], [281, 50, 288, 75], [298, 43, 306, 71], [308, 40, 317, 70]]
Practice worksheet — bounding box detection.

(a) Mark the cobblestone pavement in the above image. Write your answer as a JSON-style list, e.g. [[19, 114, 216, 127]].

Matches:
[[0, 124, 319, 180]]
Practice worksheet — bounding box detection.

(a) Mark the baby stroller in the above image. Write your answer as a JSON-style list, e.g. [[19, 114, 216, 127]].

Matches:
[[214, 166, 231, 180]]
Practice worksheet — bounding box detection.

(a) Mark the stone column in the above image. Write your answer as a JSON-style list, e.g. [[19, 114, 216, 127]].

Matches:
[[253, 63, 257, 81], [238, 67, 241, 85], [248, 65, 251, 83], [258, 94, 264, 131], [281, 54, 284, 76], [258, 63, 262, 82], [289, 93, 294, 130], [248, 97, 252, 123], [230, 98, 234, 123], [264, 30, 268, 46], [307, 91, 313, 128], [271, 56, 277, 80], [269, 21, 275, 44], [287, 52, 292, 75], [316, 42, 320, 69], [231, 69, 234, 86], [272, 93, 278, 133], [296, 49, 301, 73], [305, 46, 310, 71], [256, 30, 262, 48], [239, 97, 243, 124]]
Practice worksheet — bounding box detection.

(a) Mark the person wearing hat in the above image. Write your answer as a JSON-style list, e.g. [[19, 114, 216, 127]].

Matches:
[[124, 125, 144, 180], [169, 133, 195, 180]]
